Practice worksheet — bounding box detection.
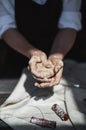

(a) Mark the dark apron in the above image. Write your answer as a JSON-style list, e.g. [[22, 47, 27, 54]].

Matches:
[[15, 0, 62, 55]]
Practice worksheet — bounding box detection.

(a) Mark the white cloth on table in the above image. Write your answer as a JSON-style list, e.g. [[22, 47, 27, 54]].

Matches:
[[0, 60, 86, 130]]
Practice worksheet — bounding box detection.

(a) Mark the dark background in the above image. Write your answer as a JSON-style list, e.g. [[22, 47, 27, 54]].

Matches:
[[0, 0, 86, 78]]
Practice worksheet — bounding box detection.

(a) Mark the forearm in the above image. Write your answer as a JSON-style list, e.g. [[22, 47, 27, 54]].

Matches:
[[49, 28, 77, 60], [2, 28, 40, 58]]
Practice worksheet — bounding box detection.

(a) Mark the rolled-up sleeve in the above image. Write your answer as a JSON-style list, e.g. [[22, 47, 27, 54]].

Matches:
[[0, 0, 16, 38], [58, 0, 82, 31]]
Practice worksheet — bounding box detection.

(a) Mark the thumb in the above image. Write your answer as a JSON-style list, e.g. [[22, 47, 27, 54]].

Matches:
[[41, 55, 53, 68]]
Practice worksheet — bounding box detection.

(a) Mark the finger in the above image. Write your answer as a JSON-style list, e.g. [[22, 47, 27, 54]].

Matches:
[[53, 67, 63, 85], [32, 74, 52, 82], [29, 56, 42, 77], [41, 54, 54, 69], [40, 53, 47, 64], [29, 56, 41, 68], [44, 60, 54, 69], [55, 60, 64, 73], [34, 77, 55, 88], [34, 81, 53, 88]]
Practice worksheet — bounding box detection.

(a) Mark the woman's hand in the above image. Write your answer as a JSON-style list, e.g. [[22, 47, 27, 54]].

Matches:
[[34, 55, 64, 88]]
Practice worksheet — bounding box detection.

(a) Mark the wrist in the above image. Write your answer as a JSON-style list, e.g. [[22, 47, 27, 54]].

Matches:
[[28, 49, 45, 58], [49, 53, 64, 61]]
